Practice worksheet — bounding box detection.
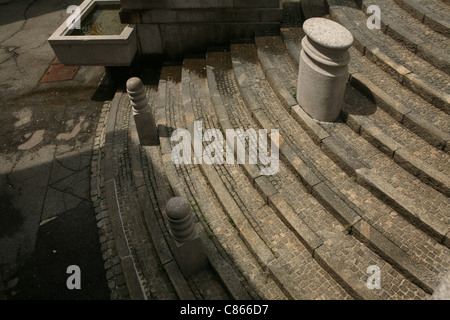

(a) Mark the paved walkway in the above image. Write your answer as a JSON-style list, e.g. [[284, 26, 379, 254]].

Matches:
[[0, 0, 109, 299]]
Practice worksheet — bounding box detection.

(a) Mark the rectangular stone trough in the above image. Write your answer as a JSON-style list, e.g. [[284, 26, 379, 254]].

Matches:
[[48, 0, 137, 66]]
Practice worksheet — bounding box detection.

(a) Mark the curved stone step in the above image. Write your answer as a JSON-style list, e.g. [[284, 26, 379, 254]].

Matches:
[[252, 36, 450, 248], [256, 35, 450, 197], [211, 48, 431, 299], [228, 42, 449, 294], [344, 87, 450, 196], [327, 0, 450, 113], [94, 92, 180, 300], [125, 74, 246, 300], [392, 0, 450, 36], [358, 0, 450, 73], [347, 48, 450, 154], [154, 65, 285, 300], [281, 27, 450, 153], [181, 58, 353, 300]]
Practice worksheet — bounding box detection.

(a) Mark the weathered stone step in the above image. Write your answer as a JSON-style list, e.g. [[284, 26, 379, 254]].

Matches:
[[97, 92, 180, 300], [252, 35, 450, 248], [358, 0, 450, 73], [155, 65, 284, 299], [222, 46, 432, 299], [256, 34, 450, 197], [343, 86, 450, 197], [327, 0, 450, 113], [392, 0, 450, 36], [126, 74, 247, 300], [344, 87, 450, 196], [347, 48, 450, 153], [321, 123, 450, 244], [235, 41, 449, 293], [281, 27, 450, 153], [181, 57, 353, 299]]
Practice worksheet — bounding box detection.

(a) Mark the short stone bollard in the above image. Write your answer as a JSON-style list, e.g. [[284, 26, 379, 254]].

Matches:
[[126, 77, 159, 146], [297, 18, 354, 122], [165, 197, 208, 278]]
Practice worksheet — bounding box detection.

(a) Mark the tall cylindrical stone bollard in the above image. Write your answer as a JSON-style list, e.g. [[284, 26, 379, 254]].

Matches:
[[166, 197, 208, 278], [127, 77, 159, 146], [296, 18, 353, 122]]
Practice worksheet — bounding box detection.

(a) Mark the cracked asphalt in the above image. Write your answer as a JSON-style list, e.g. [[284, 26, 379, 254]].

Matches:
[[0, 0, 110, 299]]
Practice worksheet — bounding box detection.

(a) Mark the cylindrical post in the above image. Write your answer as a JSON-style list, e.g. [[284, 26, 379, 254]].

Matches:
[[297, 18, 353, 122], [166, 197, 197, 244], [165, 197, 208, 278], [127, 77, 159, 146]]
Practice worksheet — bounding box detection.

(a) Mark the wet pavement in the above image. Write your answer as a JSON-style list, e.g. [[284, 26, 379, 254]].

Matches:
[[0, 0, 111, 299]]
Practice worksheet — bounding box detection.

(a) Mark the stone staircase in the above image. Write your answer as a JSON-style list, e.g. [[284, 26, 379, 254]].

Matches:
[[92, 0, 449, 299]]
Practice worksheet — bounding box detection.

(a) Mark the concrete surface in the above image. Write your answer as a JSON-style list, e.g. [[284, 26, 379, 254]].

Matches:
[[0, 0, 109, 299]]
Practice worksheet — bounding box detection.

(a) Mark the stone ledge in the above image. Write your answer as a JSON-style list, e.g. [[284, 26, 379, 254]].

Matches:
[[121, 0, 281, 10], [121, 8, 283, 24]]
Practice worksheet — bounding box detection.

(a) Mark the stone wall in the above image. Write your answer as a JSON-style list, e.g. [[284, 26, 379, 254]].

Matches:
[[119, 0, 283, 58]]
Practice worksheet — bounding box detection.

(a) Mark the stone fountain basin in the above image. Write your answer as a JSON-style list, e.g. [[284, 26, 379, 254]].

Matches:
[[48, 0, 137, 66]]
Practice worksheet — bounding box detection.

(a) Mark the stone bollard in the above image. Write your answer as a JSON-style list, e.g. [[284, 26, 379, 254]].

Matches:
[[165, 197, 208, 278], [127, 77, 159, 146], [296, 18, 353, 122]]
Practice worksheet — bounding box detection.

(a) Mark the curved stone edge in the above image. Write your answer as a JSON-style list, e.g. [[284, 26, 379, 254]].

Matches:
[[128, 113, 197, 300], [90, 97, 133, 300]]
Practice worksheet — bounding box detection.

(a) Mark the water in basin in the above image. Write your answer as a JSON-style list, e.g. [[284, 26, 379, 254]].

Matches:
[[71, 5, 127, 36]]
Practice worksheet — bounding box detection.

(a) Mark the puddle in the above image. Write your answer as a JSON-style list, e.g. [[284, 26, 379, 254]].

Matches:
[[70, 5, 127, 36]]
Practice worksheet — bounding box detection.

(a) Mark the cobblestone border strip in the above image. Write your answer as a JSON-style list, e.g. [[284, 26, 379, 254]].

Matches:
[[91, 97, 131, 299], [91, 93, 152, 300]]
